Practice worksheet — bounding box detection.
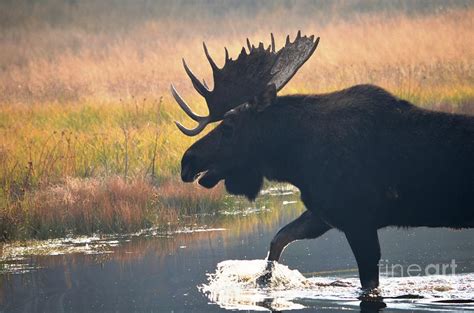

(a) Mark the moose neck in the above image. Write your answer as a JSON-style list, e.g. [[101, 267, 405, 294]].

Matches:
[[256, 95, 315, 192]]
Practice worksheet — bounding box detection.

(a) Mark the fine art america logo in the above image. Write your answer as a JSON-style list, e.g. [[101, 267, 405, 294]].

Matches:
[[379, 259, 458, 277]]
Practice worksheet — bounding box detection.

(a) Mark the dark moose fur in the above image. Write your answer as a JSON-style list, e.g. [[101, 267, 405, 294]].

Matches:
[[181, 83, 474, 289]]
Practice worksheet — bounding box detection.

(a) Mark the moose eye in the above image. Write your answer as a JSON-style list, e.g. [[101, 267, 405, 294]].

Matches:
[[221, 124, 234, 138]]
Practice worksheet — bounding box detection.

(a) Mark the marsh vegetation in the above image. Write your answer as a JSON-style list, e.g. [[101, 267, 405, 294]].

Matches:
[[0, 0, 473, 240]]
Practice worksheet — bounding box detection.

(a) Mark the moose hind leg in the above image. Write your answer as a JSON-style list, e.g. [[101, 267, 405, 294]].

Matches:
[[268, 210, 331, 262], [344, 227, 381, 290]]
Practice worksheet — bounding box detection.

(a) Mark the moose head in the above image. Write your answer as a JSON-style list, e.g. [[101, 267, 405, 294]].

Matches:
[[171, 32, 319, 200]]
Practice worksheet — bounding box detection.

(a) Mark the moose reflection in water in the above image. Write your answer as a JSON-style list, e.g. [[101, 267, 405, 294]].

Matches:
[[171, 32, 474, 291]]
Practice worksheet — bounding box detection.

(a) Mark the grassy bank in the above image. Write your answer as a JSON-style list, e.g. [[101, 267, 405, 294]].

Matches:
[[0, 1, 473, 241], [1, 176, 224, 240]]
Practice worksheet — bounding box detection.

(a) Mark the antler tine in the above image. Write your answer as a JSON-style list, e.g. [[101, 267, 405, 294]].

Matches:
[[270, 33, 275, 52], [171, 84, 211, 136], [224, 47, 230, 63], [238, 47, 246, 59], [175, 120, 209, 137], [202, 79, 209, 90], [182, 59, 210, 97], [314, 37, 320, 50], [285, 35, 290, 45], [170, 84, 207, 122], [296, 30, 301, 39], [246, 38, 252, 52], [203, 42, 219, 72]]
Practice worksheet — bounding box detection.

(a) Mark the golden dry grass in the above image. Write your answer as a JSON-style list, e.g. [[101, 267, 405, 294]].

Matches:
[[0, 2, 473, 240], [1, 176, 224, 240], [1, 5, 473, 107]]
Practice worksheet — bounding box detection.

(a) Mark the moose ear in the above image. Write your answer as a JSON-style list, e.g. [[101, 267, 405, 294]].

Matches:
[[255, 83, 277, 112]]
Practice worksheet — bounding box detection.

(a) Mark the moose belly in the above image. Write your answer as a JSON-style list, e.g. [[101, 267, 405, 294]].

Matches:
[[300, 181, 474, 231]]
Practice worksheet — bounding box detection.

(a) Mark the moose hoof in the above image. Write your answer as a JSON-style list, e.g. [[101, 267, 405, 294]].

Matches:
[[358, 287, 382, 302], [256, 271, 273, 286], [256, 261, 276, 286]]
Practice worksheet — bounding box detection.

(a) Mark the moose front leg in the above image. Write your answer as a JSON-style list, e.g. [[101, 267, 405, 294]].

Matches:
[[257, 210, 331, 285], [268, 210, 332, 261], [344, 227, 381, 290]]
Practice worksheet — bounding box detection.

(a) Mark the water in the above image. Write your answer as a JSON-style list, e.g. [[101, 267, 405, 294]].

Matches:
[[1, 187, 473, 312]]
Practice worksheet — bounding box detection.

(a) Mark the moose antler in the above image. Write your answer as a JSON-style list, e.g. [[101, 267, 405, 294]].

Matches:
[[171, 31, 320, 136]]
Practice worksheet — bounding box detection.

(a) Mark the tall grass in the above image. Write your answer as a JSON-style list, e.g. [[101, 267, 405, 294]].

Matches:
[[1, 176, 224, 240], [0, 1, 473, 240]]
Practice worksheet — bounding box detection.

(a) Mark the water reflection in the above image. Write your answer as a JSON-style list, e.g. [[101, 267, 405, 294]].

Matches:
[[1, 186, 473, 312], [1, 187, 302, 274]]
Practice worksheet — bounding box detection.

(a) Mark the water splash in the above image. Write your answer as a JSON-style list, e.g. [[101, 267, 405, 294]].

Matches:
[[200, 259, 474, 311]]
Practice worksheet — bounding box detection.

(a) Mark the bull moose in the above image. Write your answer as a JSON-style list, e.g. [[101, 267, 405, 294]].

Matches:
[[171, 32, 474, 290]]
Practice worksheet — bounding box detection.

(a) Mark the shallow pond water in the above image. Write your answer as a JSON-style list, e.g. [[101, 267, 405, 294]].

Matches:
[[1, 187, 473, 312]]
